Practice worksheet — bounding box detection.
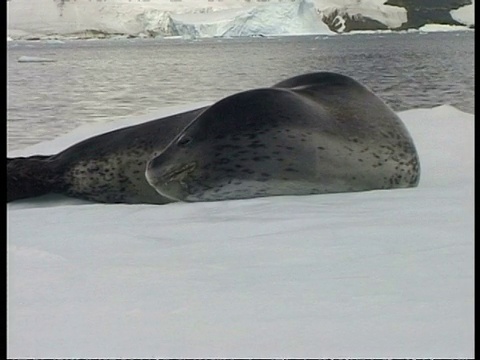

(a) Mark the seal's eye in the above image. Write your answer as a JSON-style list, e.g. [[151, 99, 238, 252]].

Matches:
[[176, 135, 192, 147]]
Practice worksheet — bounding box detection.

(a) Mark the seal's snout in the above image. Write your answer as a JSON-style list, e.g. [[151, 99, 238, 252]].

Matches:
[[159, 162, 197, 184], [145, 159, 197, 202], [146, 159, 197, 187]]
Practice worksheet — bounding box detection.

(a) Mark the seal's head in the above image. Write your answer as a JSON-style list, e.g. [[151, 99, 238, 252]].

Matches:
[[145, 72, 421, 203], [145, 88, 324, 202]]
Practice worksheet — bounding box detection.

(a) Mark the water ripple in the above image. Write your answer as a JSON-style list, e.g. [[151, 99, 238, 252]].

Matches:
[[7, 32, 474, 151]]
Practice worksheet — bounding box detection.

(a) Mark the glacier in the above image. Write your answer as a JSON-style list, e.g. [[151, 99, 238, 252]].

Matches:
[[7, 0, 334, 39], [172, 1, 333, 37], [7, 0, 474, 40]]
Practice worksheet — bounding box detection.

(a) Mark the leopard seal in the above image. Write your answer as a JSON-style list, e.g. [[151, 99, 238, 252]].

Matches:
[[7, 72, 420, 204], [145, 72, 420, 202]]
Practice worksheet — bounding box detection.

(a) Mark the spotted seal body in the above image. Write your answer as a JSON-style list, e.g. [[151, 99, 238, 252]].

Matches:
[[7, 72, 420, 204], [145, 72, 420, 202]]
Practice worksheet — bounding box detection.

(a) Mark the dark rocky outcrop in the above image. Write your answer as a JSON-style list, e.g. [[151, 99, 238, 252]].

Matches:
[[322, 10, 389, 33]]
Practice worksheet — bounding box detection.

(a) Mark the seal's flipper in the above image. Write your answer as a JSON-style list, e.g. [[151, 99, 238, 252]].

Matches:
[[7, 155, 60, 202]]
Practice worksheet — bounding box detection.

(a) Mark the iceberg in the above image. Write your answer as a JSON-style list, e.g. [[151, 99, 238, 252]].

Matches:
[[17, 56, 57, 63]]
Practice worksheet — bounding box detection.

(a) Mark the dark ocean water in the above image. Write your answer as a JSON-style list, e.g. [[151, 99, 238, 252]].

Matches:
[[7, 31, 474, 151]]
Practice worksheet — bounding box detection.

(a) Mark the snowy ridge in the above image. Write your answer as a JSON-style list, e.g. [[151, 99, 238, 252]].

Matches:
[[7, 104, 474, 357], [7, 0, 474, 39]]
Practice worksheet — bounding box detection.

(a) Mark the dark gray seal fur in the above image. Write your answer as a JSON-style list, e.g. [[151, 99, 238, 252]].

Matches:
[[8, 72, 420, 204], [145, 72, 420, 202]]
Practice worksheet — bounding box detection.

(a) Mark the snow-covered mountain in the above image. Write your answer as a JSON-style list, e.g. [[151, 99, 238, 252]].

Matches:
[[6, 0, 474, 39], [316, 0, 474, 33]]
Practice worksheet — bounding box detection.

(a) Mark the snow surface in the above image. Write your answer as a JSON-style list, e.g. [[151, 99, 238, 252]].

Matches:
[[450, 0, 475, 27], [7, 104, 474, 358]]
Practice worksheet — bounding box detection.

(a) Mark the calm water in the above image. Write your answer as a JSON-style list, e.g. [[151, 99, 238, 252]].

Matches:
[[7, 31, 474, 152]]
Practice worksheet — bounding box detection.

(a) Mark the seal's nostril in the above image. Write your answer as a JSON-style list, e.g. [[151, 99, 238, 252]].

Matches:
[[177, 135, 192, 147]]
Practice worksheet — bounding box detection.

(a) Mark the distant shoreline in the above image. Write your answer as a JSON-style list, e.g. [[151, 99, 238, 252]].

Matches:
[[7, 26, 475, 42]]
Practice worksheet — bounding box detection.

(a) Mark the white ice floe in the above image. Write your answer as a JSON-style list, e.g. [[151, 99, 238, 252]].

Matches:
[[7, 104, 474, 358], [17, 55, 57, 63], [419, 23, 474, 32]]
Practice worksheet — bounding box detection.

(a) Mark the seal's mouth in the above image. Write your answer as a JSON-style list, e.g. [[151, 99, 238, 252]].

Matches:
[[157, 161, 197, 185]]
